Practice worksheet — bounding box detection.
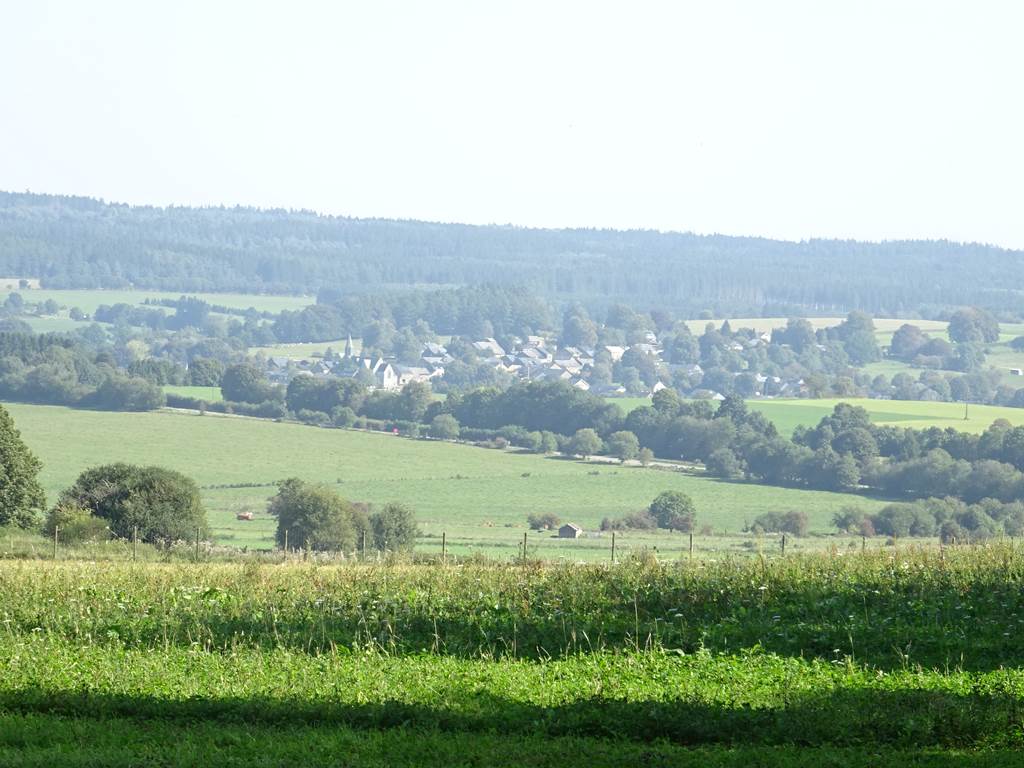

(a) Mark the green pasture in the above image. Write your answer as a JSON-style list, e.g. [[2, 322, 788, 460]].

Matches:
[[251, 338, 359, 359], [0, 287, 312, 315], [162, 385, 223, 402], [609, 396, 1024, 438], [747, 397, 1024, 437], [2, 403, 887, 554]]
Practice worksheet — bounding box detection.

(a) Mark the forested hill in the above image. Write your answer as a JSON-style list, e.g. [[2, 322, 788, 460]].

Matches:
[[2, 190, 1022, 317]]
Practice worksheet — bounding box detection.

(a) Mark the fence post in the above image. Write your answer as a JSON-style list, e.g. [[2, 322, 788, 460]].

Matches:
[[53, 526, 58, 560], [522, 531, 528, 563], [689, 532, 693, 560], [284, 528, 289, 559], [441, 531, 446, 565], [781, 533, 786, 556], [611, 531, 616, 564], [194, 527, 201, 562], [132, 526, 138, 562], [862, 534, 866, 554], [304, 540, 310, 562], [360, 529, 366, 559]]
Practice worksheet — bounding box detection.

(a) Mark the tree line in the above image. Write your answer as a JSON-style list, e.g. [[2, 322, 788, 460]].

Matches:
[[5, 190, 1024, 317]]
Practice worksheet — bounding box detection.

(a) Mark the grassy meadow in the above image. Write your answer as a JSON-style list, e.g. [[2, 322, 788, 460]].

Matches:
[[2, 402, 889, 556], [162, 385, 224, 402], [609, 396, 1024, 438], [0, 287, 312, 315], [0, 552, 1022, 765]]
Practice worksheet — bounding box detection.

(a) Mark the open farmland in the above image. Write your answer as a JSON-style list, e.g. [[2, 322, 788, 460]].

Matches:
[[608, 396, 1024, 438], [2, 403, 889, 556], [0, 553, 1021, 765], [747, 397, 1024, 437], [0, 287, 312, 315]]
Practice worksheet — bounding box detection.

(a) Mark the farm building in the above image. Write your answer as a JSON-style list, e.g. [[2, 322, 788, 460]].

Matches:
[[558, 523, 582, 539]]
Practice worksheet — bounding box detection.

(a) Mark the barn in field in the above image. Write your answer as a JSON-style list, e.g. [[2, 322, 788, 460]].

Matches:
[[558, 523, 582, 539]]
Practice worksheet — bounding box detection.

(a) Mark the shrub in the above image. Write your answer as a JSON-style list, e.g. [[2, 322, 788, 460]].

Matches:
[[56, 463, 206, 544], [44, 503, 108, 543], [705, 448, 744, 479], [268, 478, 359, 552], [638, 447, 654, 467], [569, 428, 603, 459], [606, 430, 640, 462], [429, 414, 461, 440], [600, 509, 657, 531], [527, 512, 560, 531], [296, 409, 331, 426], [331, 406, 357, 428], [371, 502, 419, 552]]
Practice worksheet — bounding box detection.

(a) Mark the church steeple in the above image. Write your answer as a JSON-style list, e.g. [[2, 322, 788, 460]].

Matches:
[[344, 334, 354, 359]]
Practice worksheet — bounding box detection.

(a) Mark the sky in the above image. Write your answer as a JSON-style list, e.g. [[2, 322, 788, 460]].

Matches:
[[1, 1, 1023, 248]]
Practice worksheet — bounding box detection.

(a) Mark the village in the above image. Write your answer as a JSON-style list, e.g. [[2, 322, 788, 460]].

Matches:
[[259, 330, 809, 401]]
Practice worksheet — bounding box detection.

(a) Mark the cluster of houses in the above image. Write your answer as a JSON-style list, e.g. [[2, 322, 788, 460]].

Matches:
[[260, 331, 808, 400]]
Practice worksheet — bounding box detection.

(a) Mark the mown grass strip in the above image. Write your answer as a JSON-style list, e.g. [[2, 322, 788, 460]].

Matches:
[[0, 713, 1016, 768], [1, 640, 1022, 748]]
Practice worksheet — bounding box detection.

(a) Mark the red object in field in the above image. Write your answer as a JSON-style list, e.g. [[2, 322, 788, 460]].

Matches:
[[236, 512, 254, 521], [393, 428, 399, 435]]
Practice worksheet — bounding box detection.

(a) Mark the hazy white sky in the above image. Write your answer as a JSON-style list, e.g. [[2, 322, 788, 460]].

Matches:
[[2, 1, 1023, 247]]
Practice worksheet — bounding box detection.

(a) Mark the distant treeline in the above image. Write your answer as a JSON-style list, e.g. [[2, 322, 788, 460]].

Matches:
[[0, 332, 164, 411], [3, 191, 1024, 317]]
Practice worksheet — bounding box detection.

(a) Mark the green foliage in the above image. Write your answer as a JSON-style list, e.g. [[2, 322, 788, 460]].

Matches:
[[527, 512, 560, 530], [606, 430, 639, 462], [948, 307, 1000, 344], [429, 413, 460, 440], [221, 363, 281, 405], [44, 502, 108, 542], [268, 478, 360, 552], [0, 404, 45, 528], [568, 428, 603, 459], [649, 490, 696, 531], [56, 463, 206, 544], [370, 502, 419, 552]]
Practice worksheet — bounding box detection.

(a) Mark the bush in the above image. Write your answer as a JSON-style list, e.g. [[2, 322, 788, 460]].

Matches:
[[705, 448, 744, 479], [430, 414, 461, 440], [221, 363, 282, 404], [751, 510, 808, 536], [538, 431, 560, 454], [268, 478, 360, 552], [606, 430, 640, 462], [569, 428, 603, 459], [88, 375, 165, 411], [56, 463, 206, 544], [331, 406, 357, 428], [296, 409, 331, 426], [600, 510, 657, 531], [638, 447, 654, 467], [371, 502, 419, 552], [527, 512, 560, 531], [44, 503, 108, 543]]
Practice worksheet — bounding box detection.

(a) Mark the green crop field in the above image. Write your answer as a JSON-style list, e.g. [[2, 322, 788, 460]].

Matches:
[[0, 553, 1020, 765], [0, 287, 312, 315], [1, 402, 888, 555]]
